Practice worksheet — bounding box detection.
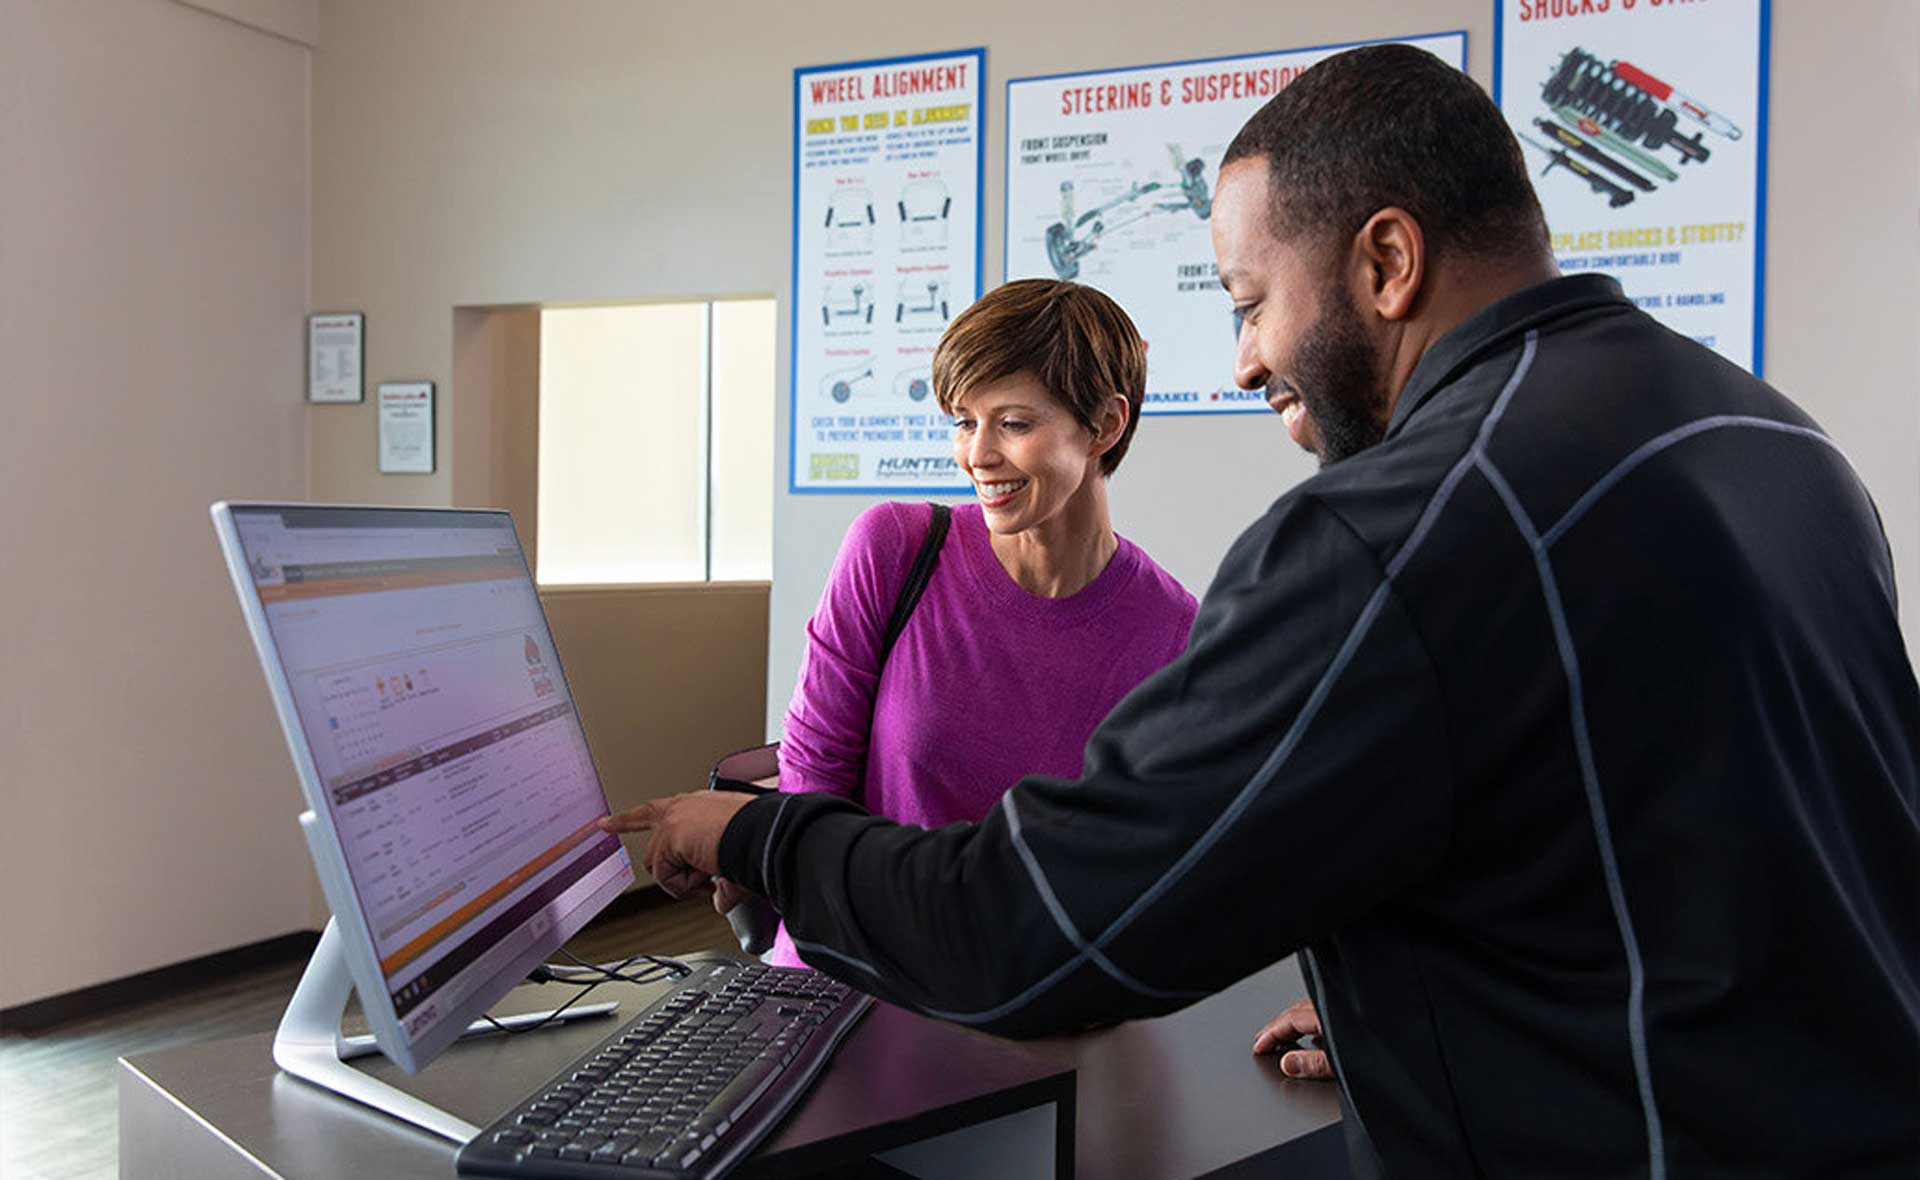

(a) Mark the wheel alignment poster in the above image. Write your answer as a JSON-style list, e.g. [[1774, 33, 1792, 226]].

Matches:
[[1496, 1, 1768, 373], [791, 48, 984, 494], [1004, 33, 1467, 416]]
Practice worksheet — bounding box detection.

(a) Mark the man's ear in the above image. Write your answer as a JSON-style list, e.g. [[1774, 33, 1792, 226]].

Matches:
[[1352, 207, 1426, 322]]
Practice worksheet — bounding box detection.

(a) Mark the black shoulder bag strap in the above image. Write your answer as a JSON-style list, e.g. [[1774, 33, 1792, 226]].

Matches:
[[875, 502, 950, 667], [707, 503, 950, 953]]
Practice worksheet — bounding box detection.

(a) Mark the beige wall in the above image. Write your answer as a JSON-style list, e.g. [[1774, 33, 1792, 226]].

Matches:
[[1, 0, 313, 1008], [542, 585, 770, 825], [1763, 1, 1919, 622]]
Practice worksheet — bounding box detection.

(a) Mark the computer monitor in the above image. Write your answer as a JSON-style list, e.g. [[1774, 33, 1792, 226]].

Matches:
[[211, 503, 634, 1079]]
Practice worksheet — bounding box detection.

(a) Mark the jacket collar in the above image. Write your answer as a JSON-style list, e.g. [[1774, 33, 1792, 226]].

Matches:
[[1385, 274, 1630, 439]]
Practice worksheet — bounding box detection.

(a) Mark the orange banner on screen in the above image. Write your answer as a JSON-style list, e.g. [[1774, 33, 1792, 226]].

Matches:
[[380, 821, 604, 977], [259, 555, 524, 604]]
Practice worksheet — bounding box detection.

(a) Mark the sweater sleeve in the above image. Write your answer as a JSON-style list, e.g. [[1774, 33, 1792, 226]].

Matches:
[[720, 494, 1455, 1038], [776, 504, 918, 800]]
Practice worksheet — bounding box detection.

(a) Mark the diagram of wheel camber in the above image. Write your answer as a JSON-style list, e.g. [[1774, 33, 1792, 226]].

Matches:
[[822, 179, 953, 253], [894, 277, 949, 326], [820, 280, 876, 327], [898, 178, 951, 249], [824, 187, 877, 253]]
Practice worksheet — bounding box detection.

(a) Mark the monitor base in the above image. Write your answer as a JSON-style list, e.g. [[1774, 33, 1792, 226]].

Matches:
[[273, 918, 616, 1143]]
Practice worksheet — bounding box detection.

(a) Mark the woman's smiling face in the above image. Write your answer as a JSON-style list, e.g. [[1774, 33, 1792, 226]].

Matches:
[[951, 372, 1104, 535]]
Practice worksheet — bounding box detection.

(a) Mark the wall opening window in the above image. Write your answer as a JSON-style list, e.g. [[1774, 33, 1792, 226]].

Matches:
[[536, 299, 774, 585]]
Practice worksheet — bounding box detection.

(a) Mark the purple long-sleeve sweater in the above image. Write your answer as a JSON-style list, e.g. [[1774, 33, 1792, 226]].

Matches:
[[770, 501, 1196, 967]]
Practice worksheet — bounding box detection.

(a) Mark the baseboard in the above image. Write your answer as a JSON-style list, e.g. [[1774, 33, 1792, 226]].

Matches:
[[1, 930, 323, 1034], [0, 887, 678, 1034]]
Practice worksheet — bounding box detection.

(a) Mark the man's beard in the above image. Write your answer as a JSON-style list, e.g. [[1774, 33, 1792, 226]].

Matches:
[[1273, 286, 1388, 466]]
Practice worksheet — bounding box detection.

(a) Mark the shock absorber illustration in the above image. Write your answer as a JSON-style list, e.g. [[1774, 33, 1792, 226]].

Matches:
[[1611, 60, 1742, 141], [1531, 118, 1653, 192], [1542, 48, 1711, 167], [1518, 131, 1635, 208]]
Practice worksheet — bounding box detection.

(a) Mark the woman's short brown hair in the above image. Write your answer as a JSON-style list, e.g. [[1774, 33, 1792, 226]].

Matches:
[[932, 279, 1145, 476]]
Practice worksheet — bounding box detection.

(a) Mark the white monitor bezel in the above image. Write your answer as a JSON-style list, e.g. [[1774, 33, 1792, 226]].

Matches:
[[210, 501, 635, 1073]]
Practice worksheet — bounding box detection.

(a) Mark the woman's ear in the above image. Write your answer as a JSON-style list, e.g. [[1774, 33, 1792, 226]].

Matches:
[[1090, 394, 1131, 457]]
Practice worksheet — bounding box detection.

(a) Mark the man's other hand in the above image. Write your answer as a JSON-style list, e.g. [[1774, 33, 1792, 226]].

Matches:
[[711, 877, 749, 915], [598, 791, 753, 898], [1252, 998, 1335, 1080]]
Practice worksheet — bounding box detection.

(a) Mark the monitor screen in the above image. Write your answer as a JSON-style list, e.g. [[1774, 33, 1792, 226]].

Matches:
[[216, 505, 632, 1067]]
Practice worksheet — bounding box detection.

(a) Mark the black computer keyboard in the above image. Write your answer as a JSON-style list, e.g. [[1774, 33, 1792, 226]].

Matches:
[[456, 961, 872, 1179]]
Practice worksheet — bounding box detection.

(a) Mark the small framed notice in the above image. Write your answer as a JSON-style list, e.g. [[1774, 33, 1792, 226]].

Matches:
[[377, 381, 435, 474], [308, 312, 364, 403]]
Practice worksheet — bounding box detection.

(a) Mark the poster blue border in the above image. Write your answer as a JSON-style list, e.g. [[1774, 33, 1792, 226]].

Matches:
[[789, 47, 985, 496], [1491, 1, 1768, 377], [1002, 30, 1470, 417]]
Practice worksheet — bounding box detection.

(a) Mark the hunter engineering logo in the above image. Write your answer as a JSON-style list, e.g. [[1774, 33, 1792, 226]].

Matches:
[[875, 456, 960, 480]]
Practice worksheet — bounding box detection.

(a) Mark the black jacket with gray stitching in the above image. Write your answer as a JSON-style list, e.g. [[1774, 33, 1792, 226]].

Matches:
[[720, 275, 1920, 1177]]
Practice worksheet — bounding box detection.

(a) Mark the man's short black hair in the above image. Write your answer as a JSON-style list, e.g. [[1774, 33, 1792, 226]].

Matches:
[[1223, 44, 1549, 264]]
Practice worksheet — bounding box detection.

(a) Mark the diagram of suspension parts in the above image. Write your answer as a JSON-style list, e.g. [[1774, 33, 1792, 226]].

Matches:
[[1045, 144, 1212, 280], [1517, 47, 1741, 209], [824, 185, 876, 252], [898, 178, 951, 248], [820, 280, 875, 327], [895, 276, 949, 325]]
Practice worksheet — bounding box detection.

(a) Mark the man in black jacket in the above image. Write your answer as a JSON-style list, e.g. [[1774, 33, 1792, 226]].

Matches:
[[608, 45, 1920, 1176]]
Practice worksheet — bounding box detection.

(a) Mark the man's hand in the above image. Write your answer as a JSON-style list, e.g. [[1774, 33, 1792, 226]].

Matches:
[[711, 877, 748, 916], [1252, 998, 1334, 1080], [598, 791, 754, 898]]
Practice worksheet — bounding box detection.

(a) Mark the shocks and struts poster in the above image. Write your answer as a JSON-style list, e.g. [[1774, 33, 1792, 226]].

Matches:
[[1496, 0, 1769, 373]]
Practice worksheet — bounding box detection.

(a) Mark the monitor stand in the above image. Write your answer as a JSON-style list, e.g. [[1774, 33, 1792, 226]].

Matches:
[[274, 918, 617, 1142]]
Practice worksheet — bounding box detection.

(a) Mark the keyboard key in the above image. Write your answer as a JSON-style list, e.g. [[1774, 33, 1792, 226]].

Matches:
[[711, 1058, 778, 1120], [622, 1132, 671, 1163]]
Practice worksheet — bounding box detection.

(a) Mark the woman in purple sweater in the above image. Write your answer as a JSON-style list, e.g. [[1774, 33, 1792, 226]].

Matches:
[[767, 279, 1197, 968]]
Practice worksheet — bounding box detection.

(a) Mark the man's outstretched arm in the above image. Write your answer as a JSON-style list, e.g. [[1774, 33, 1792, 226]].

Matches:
[[612, 496, 1456, 1038]]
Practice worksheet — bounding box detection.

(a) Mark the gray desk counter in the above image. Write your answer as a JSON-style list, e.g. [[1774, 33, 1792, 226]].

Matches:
[[1022, 958, 1347, 1178], [119, 956, 1345, 1179]]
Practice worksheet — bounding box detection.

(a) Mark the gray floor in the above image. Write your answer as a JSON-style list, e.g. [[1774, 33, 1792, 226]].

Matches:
[[0, 895, 737, 1180]]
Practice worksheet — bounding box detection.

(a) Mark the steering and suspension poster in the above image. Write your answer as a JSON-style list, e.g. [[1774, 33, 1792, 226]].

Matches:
[[791, 48, 983, 493], [1004, 33, 1466, 416], [1496, 1, 1769, 373]]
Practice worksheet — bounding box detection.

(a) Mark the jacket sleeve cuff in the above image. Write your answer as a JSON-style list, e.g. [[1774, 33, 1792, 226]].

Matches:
[[718, 791, 789, 894]]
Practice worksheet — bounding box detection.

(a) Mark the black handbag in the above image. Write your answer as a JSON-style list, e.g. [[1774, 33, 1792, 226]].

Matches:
[[709, 504, 951, 954]]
